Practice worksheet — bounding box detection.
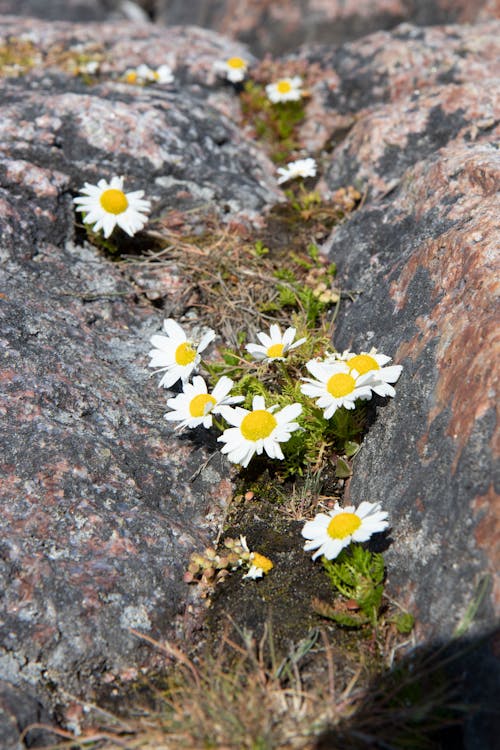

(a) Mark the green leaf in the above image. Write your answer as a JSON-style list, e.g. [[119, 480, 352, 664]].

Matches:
[[335, 457, 352, 478], [394, 612, 415, 634], [344, 441, 360, 458]]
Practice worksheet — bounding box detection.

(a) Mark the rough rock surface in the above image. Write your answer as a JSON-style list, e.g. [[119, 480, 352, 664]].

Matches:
[[0, 9, 499, 748], [154, 0, 500, 54], [0, 0, 153, 22], [0, 14, 277, 742], [2, 1, 500, 53], [294, 21, 500, 153], [310, 24, 500, 639]]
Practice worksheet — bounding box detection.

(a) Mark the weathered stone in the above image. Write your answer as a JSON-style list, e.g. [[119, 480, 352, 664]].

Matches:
[[312, 26, 500, 636], [154, 0, 499, 54], [0, 14, 275, 740], [295, 21, 500, 151], [0, 1, 151, 22]]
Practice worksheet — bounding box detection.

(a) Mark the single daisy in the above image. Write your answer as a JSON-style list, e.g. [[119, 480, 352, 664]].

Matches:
[[214, 56, 248, 83], [218, 395, 302, 468], [76, 60, 100, 75], [73, 175, 151, 238], [300, 360, 374, 418], [265, 76, 303, 103], [153, 64, 174, 84], [344, 348, 403, 398], [149, 319, 216, 388], [243, 552, 274, 580], [124, 67, 140, 84], [302, 501, 389, 561], [276, 158, 317, 185], [246, 324, 306, 362], [164, 375, 244, 429]]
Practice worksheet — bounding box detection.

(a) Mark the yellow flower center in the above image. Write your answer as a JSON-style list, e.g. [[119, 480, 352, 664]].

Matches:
[[240, 410, 277, 441], [175, 341, 197, 366], [266, 343, 284, 358], [251, 553, 273, 573], [348, 354, 380, 375], [125, 71, 137, 84], [227, 56, 246, 69], [326, 372, 356, 398], [276, 80, 292, 94], [327, 512, 361, 539], [100, 188, 129, 215], [189, 393, 216, 418]]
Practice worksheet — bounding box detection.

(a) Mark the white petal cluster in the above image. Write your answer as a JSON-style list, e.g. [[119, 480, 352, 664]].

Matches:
[[300, 360, 374, 418], [243, 552, 274, 580], [302, 501, 389, 561], [277, 158, 317, 185], [265, 76, 303, 103], [246, 324, 306, 362], [73, 175, 151, 238], [343, 348, 403, 398], [218, 395, 302, 468], [164, 375, 243, 429], [214, 56, 248, 83], [301, 348, 403, 418], [148, 319, 216, 389], [125, 63, 174, 84]]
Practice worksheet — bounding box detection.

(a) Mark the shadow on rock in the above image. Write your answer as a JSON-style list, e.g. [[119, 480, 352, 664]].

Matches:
[[315, 627, 500, 750]]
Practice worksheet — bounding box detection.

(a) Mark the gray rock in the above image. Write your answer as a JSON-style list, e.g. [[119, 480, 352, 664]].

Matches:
[[0, 14, 275, 741], [153, 0, 499, 55]]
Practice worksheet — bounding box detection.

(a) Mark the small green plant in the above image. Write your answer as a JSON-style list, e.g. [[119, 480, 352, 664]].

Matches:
[[311, 545, 414, 637], [0, 37, 38, 77], [316, 545, 386, 628], [240, 81, 306, 162]]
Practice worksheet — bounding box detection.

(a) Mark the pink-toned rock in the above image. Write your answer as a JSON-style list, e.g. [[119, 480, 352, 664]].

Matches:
[[296, 21, 500, 152], [318, 70, 500, 640], [154, 0, 499, 53], [0, 14, 275, 740]]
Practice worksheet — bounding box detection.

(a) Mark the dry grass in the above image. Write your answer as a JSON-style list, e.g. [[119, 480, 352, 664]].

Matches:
[[29, 620, 472, 750]]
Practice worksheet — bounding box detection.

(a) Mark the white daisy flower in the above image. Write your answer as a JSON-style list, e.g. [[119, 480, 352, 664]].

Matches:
[[300, 360, 374, 419], [124, 67, 140, 84], [124, 64, 174, 85], [76, 60, 100, 75], [246, 324, 306, 362], [276, 158, 317, 185], [153, 64, 174, 84], [218, 395, 302, 468], [265, 76, 303, 103], [345, 348, 403, 398], [149, 319, 216, 389], [214, 56, 248, 83], [73, 175, 151, 238], [164, 375, 244, 429], [302, 501, 389, 561], [243, 552, 274, 580]]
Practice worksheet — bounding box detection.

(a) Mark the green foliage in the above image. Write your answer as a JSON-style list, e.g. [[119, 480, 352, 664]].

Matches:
[[253, 240, 269, 257], [321, 546, 386, 628], [0, 38, 37, 77], [240, 81, 306, 163], [393, 612, 415, 634], [202, 315, 367, 477]]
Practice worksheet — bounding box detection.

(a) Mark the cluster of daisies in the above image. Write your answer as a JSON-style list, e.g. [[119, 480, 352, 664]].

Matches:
[[72, 53, 319, 237], [215, 56, 317, 185], [123, 63, 174, 86], [148, 318, 402, 468], [147, 318, 400, 572]]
